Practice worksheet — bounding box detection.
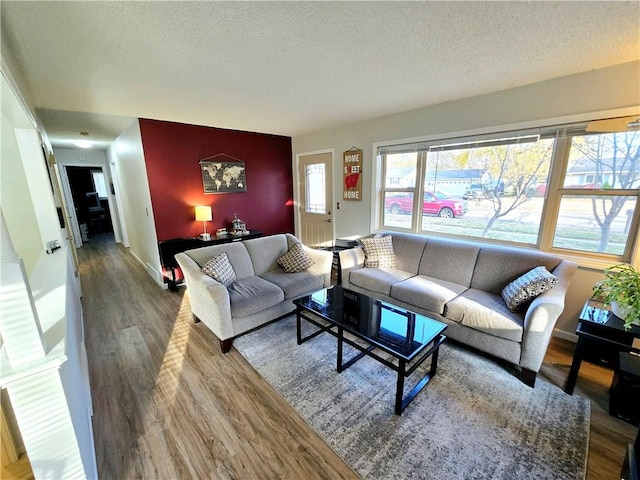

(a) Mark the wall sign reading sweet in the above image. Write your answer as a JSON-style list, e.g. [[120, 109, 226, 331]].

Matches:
[[343, 148, 362, 201]]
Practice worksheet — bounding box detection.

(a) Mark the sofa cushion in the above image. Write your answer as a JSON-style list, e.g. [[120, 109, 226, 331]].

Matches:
[[360, 235, 397, 269], [389, 233, 429, 274], [470, 245, 562, 294], [244, 234, 290, 276], [349, 268, 414, 296], [445, 288, 524, 342], [277, 243, 314, 273], [501, 266, 558, 312], [185, 242, 255, 279], [390, 275, 467, 315], [227, 276, 285, 318], [201, 252, 236, 287], [261, 270, 324, 300], [418, 237, 480, 287]]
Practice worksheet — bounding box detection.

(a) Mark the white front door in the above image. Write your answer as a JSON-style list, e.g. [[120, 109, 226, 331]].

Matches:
[[298, 152, 333, 247]]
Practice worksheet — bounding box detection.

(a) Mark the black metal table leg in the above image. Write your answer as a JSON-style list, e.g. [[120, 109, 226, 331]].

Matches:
[[395, 359, 406, 415], [337, 326, 344, 372], [296, 307, 303, 345], [565, 337, 586, 395]]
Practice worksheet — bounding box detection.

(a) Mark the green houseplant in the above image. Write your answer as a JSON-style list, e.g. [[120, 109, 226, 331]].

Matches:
[[593, 263, 640, 330]]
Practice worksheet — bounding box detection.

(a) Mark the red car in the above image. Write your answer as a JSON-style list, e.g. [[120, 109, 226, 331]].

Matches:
[[385, 191, 468, 218]]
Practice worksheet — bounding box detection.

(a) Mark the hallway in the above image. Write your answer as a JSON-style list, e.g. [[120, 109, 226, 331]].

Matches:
[[78, 234, 355, 479]]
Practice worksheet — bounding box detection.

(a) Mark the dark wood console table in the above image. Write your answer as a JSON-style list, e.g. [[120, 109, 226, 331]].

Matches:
[[159, 230, 262, 291]]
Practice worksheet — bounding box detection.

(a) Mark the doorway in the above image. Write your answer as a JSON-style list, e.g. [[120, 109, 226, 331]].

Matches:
[[65, 166, 114, 243], [298, 151, 334, 247]]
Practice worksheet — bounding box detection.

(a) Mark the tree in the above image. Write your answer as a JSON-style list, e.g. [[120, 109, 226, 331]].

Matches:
[[460, 139, 554, 237]]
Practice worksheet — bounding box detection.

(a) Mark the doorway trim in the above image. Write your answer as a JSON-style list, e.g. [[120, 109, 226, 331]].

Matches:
[[58, 163, 119, 247], [294, 148, 335, 243]]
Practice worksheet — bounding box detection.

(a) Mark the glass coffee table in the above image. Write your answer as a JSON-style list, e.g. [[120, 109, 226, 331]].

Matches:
[[293, 286, 447, 415]]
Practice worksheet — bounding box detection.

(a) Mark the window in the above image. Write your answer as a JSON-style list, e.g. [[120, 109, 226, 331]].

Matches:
[[91, 170, 108, 198], [382, 153, 417, 228], [551, 132, 640, 257], [377, 123, 640, 263]]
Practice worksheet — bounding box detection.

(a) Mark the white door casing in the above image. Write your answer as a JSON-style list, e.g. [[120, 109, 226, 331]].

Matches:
[[297, 151, 334, 247]]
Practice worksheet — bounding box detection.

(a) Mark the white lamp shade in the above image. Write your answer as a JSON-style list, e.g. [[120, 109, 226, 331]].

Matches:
[[195, 206, 212, 222]]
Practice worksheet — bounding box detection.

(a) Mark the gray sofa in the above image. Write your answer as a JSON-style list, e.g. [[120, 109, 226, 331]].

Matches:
[[338, 232, 577, 387], [176, 233, 333, 353]]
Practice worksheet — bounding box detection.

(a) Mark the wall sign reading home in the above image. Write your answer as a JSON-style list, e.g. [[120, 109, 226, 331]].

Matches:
[[343, 148, 362, 201], [200, 154, 247, 194]]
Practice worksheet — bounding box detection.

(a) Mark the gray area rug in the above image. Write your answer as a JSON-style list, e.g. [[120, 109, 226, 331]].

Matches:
[[234, 316, 590, 480]]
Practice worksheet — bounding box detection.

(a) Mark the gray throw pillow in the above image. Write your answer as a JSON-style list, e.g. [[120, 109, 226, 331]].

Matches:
[[359, 235, 397, 269], [278, 243, 314, 273], [501, 266, 558, 312], [202, 252, 236, 287]]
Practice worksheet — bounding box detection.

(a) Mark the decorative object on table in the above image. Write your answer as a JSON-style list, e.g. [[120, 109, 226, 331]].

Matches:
[[230, 213, 248, 235], [195, 206, 212, 240], [216, 227, 228, 236], [343, 146, 362, 201], [593, 263, 640, 330], [199, 154, 247, 194]]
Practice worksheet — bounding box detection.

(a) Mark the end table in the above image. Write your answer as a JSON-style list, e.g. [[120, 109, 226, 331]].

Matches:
[[564, 299, 640, 395]]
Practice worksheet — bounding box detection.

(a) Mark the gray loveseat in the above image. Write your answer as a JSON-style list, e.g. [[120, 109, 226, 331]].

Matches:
[[176, 233, 333, 353], [338, 232, 577, 387]]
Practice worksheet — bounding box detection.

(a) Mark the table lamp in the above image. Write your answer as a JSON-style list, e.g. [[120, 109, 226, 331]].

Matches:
[[195, 206, 212, 240]]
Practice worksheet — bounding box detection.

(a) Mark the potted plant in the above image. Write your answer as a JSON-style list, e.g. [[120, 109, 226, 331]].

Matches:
[[593, 263, 640, 330]]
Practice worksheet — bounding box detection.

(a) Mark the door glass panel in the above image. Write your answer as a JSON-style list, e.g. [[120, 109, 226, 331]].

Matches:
[[306, 163, 326, 214]]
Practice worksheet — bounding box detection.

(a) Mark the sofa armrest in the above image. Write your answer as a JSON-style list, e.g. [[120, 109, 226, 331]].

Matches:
[[338, 247, 365, 287], [175, 252, 235, 340], [303, 246, 334, 287], [520, 259, 578, 372]]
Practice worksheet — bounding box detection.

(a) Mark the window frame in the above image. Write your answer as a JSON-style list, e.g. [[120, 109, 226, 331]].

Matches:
[[373, 112, 640, 268], [539, 135, 640, 264]]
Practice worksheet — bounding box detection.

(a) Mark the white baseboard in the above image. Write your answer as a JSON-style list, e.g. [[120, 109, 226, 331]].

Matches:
[[552, 328, 578, 343], [129, 249, 144, 268], [145, 262, 165, 288], [128, 249, 166, 288]]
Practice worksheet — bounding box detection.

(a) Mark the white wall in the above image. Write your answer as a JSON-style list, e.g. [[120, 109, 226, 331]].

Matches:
[[2, 44, 97, 480], [1, 112, 42, 274], [292, 61, 640, 338], [109, 120, 163, 284]]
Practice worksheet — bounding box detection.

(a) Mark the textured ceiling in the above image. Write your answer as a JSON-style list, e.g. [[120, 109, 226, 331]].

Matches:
[[2, 1, 639, 148]]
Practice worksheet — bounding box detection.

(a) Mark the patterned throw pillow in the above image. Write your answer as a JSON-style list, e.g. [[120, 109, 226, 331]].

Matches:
[[278, 243, 314, 273], [359, 235, 397, 269], [501, 266, 558, 312], [201, 252, 236, 287]]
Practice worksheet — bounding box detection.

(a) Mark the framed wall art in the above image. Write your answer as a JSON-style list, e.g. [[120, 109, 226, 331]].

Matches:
[[199, 154, 247, 194], [343, 147, 362, 201]]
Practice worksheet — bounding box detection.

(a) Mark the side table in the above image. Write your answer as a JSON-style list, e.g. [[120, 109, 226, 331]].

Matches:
[[319, 239, 358, 285], [564, 299, 640, 395]]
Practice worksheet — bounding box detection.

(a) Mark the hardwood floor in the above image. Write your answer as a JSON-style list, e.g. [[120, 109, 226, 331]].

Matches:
[[80, 234, 637, 480]]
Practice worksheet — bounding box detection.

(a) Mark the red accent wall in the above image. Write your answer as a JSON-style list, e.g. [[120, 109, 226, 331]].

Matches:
[[139, 118, 294, 241]]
